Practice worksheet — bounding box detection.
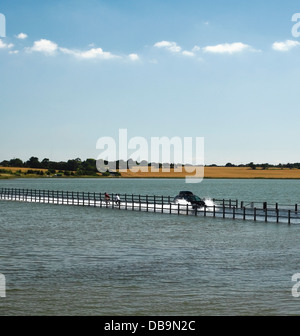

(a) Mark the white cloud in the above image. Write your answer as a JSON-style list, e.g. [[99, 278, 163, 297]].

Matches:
[[9, 50, 19, 54], [128, 53, 139, 61], [203, 42, 253, 54], [28, 40, 119, 60], [272, 40, 300, 52], [182, 50, 195, 57], [16, 33, 28, 40], [0, 39, 14, 49], [192, 45, 201, 52], [60, 47, 119, 60], [154, 40, 199, 57], [29, 39, 58, 55], [154, 41, 182, 53]]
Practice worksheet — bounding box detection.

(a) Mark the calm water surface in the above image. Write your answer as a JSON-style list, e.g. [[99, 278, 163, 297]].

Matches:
[[0, 178, 300, 315]]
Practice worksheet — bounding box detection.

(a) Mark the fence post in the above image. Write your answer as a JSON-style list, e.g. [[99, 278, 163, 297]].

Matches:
[[288, 210, 291, 225]]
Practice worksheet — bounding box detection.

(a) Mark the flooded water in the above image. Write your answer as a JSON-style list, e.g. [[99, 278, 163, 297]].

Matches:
[[0, 178, 300, 315]]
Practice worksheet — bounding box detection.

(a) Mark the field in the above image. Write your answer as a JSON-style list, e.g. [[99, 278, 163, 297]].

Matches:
[[120, 166, 300, 179], [1, 166, 300, 179]]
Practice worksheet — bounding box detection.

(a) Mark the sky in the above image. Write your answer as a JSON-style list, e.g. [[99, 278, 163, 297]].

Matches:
[[0, 0, 300, 165]]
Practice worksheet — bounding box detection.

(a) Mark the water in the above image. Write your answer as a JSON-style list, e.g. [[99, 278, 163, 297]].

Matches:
[[0, 178, 300, 315]]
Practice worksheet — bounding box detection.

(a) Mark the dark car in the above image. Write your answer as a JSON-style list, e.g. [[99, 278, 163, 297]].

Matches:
[[173, 191, 206, 208]]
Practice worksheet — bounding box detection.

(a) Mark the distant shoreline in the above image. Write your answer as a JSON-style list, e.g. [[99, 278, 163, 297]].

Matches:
[[1, 166, 300, 180]]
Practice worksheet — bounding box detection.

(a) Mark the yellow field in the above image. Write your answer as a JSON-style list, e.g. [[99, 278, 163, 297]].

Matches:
[[0, 167, 48, 172], [119, 166, 300, 179], [1, 166, 300, 179]]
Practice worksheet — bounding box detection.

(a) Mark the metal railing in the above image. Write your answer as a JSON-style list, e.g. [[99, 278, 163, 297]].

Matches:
[[0, 188, 299, 224]]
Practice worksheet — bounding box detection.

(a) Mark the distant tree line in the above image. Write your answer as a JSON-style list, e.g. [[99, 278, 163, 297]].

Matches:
[[0, 157, 102, 176], [1, 157, 300, 175], [0, 157, 186, 173], [207, 162, 300, 170]]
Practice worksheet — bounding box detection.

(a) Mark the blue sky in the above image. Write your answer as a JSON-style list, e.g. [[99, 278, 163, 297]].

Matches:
[[0, 0, 300, 165]]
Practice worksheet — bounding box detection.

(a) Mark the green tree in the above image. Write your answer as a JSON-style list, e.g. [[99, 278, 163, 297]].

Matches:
[[26, 157, 41, 168], [9, 158, 23, 167], [248, 162, 256, 170]]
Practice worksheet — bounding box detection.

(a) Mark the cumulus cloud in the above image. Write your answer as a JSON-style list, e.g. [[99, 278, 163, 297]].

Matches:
[[26, 39, 120, 60], [182, 50, 195, 57], [154, 40, 199, 57], [203, 42, 254, 54], [28, 39, 58, 55], [0, 39, 14, 49], [272, 40, 300, 52], [192, 45, 201, 52], [16, 33, 28, 40], [154, 41, 182, 53], [128, 53, 139, 61], [60, 47, 119, 60]]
